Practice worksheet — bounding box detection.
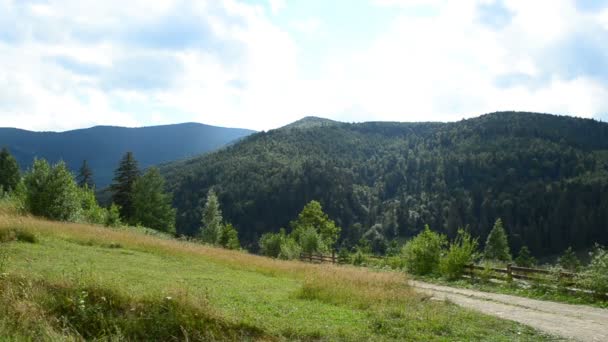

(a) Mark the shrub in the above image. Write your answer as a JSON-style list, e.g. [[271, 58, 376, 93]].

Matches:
[[558, 247, 581, 272], [259, 229, 286, 258], [79, 186, 106, 224], [105, 204, 122, 227], [440, 229, 478, 280], [337, 248, 351, 264], [24, 160, 82, 221], [278, 237, 302, 260], [15, 229, 37, 243], [0, 229, 16, 243], [300, 227, 324, 254], [514, 246, 537, 268], [401, 225, 447, 276], [218, 223, 240, 250], [352, 250, 367, 266], [578, 245, 608, 297]]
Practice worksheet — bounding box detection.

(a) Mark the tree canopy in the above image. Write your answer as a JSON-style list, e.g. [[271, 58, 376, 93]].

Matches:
[[77, 159, 94, 189], [132, 167, 176, 233], [0, 147, 20, 192], [111, 152, 140, 222], [161, 111, 608, 256]]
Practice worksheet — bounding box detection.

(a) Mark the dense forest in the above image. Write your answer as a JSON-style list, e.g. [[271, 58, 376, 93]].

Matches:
[[163, 112, 608, 257], [0, 123, 254, 187]]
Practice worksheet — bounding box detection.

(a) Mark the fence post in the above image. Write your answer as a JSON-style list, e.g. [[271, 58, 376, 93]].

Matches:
[[506, 263, 512, 281], [309, 253, 313, 263], [332, 251, 336, 264]]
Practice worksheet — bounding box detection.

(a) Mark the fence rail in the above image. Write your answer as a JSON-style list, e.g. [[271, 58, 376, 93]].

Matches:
[[464, 263, 578, 282], [299, 252, 336, 264], [298, 253, 605, 298]]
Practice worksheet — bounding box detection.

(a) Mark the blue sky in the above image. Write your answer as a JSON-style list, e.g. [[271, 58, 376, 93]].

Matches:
[[0, 0, 607, 131]]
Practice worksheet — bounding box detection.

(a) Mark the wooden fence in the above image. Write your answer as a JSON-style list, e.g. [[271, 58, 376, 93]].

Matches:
[[298, 252, 578, 283], [464, 263, 577, 283], [299, 252, 386, 264], [299, 252, 337, 264]]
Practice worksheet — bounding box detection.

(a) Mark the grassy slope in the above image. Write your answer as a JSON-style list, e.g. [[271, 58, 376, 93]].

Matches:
[[0, 211, 551, 341]]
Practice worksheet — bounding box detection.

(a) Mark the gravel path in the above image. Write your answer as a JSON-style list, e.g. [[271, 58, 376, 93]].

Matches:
[[411, 280, 608, 341]]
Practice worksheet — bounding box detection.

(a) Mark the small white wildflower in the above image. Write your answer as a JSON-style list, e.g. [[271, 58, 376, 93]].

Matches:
[[165, 296, 173, 300]]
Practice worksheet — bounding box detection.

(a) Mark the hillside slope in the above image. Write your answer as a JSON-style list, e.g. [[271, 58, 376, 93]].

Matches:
[[0, 123, 254, 187], [0, 210, 548, 340], [163, 112, 608, 256]]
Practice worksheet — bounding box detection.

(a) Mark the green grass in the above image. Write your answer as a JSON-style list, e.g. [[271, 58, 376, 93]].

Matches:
[[0, 213, 553, 341]]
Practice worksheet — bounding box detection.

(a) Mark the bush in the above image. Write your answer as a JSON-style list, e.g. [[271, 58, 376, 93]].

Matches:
[[259, 230, 286, 258], [15, 229, 37, 243], [578, 245, 608, 297], [300, 227, 324, 254], [105, 204, 122, 227], [0, 229, 16, 243], [558, 247, 581, 272], [440, 229, 478, 280], [0, 228, 37, 244], [401, 225, 447, 276], [24, 160, 82, 221], [218, 223, 240, 250], [80, 186, 106, 224], [278, 237, 301, 260], [352, 249, 367, 266]]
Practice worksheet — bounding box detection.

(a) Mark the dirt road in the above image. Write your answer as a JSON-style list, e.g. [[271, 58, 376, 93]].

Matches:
[[411, 281, 608, 342]]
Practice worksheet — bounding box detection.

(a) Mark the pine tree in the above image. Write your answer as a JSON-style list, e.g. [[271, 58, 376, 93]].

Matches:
[[514, 246, 536, 267], [219, 223, 240, 250], [110, 152, 140, 222], [0, 147, 20, 193], [77, 160, 94, 189], [199, 189, 223, 244], [484, 218, 512, 262], [131, 168, 176, 233]]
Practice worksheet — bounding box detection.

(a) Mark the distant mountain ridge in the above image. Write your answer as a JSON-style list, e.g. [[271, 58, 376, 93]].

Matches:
[[0, 122, 255, 187]]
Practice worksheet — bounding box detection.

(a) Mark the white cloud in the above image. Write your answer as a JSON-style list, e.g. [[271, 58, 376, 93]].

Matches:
[[268, 0, 285, 14], [0, 0, 607, 132]]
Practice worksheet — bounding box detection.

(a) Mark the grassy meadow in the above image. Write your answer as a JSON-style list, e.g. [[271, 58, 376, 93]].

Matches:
[[0, 207, 551, 341]]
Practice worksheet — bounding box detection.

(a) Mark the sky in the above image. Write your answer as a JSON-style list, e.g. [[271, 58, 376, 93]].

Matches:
[[1, 0, 608, 131]]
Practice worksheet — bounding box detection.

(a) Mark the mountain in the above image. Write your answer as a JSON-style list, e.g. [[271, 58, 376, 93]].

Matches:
[[0, 123, 255, 187], [162, 112, 608, 257], [280, 116, 340, 129]]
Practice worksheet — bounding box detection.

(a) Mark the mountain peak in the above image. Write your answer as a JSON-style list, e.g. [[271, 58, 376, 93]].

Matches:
[[281, 116, 340, 129]]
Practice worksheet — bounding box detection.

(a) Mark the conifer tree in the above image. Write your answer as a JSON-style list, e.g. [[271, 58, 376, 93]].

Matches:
[[199, 189, 223, 243], [131, 168, 176, 233], [77, 159, 94, 189], [484, 218, 512, 262], [514, 246, 536, 267], [110, 152, 140, 222], [0, 147, 20, 192]]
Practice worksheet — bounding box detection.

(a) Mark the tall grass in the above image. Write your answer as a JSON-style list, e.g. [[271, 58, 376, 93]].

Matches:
[[0, 207, 551, 340], [0, 212, 415, 309]]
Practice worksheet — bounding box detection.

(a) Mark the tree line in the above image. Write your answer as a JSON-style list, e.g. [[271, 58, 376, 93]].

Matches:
[[163, 112, 608, 257]]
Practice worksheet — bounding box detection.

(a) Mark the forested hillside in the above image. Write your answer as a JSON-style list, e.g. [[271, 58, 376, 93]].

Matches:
[[163, 112, 608, 256], [0, 123, 254, 187]]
